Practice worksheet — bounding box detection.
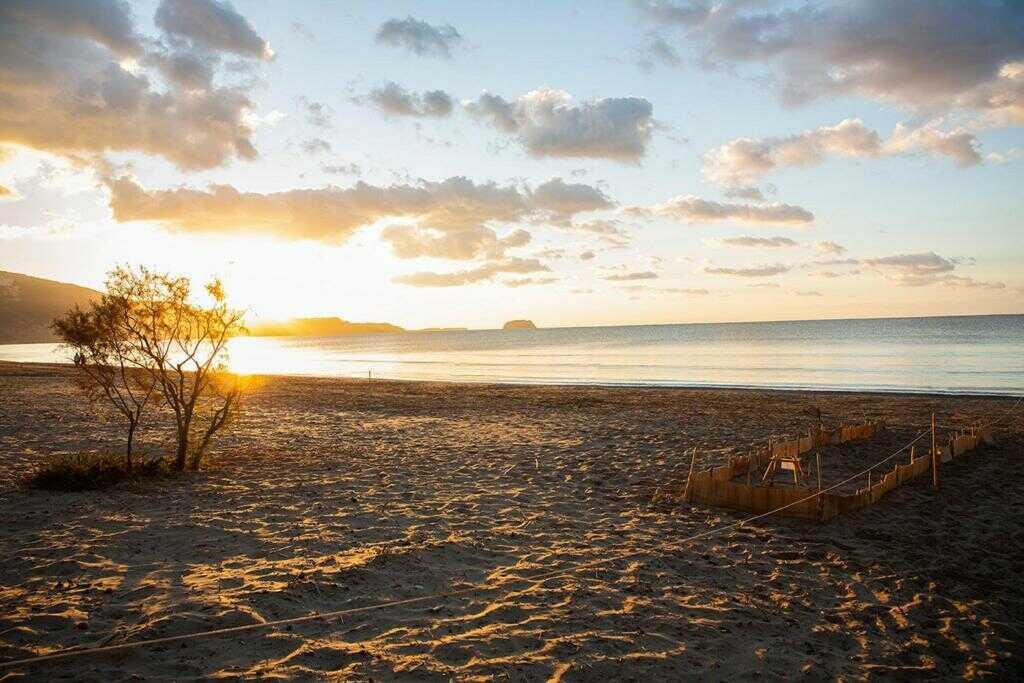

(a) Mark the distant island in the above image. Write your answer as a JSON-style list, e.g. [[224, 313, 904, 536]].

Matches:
[[248, 317, 405, 337], [503, 319, 537, 330]]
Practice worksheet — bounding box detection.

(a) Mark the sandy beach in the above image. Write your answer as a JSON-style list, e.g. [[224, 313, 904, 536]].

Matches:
[[1, 361, 1022, 680]]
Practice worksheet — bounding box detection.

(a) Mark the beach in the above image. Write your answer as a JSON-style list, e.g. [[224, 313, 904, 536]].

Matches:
[[1, 361, 1022, 679]]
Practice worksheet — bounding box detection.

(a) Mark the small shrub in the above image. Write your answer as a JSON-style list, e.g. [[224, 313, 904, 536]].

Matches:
[[26, 453, 173, 492]]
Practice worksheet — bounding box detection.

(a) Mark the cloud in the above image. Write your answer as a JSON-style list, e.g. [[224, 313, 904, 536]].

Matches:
[[636, 1, 1024, 123], [531, 177, 614, 220], [711, 236, 799, 248], [793, 290, 823, 297], [290, 21, 315, 41], [504, 277, 559, 288], [858, 252, 1005, 289], [375, 16, 462, 59], [637, 34, 683, 71], [861, 252, 956, 286], [639, 195, 813, 225], [561, 218, 630, 244], [703, 119, 882, 186], [603, 271, 658, 281], [300, 138, 331, 155], [106, 174, 610, 257], [393, 258, 549, 287], [155, 0, 273, 59], [0, 0, 268, 169], [381, 225, 530, 261], [464, 88, 655, 162], [815, 241, 847, 255], [987, 147, 1024, 164], [0, 185, 15, 200], [665, 287, 710, 295], [299, 97, 332, 128], [580, 250, 596, 261], [703, 118, 981, 188], [885, 123, 982, 167], [723, 186, 766, 202], [366, 82, 454, 118], [939, 275, 1006, 290], [703, 263, 792, 277], [321, 163, 361, 176], [632, 1, 710, 26]]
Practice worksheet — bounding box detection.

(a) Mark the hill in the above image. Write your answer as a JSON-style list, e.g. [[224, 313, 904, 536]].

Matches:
[[0, 271, 102, 343], [248, 317, 405, 337], [503, 319, 537, 330]]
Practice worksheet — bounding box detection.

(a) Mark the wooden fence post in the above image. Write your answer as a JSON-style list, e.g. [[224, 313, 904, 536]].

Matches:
[[815, 449, 822, 492], [682, 447, 698, 502], [931, 412, 939, 491]]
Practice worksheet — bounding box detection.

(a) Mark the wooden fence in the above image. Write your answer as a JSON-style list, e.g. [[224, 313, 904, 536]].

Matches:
[[678, 421, 991, 522]]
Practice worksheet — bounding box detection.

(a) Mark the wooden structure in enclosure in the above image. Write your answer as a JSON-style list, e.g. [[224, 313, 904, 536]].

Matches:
[[678, 420, 992, 523]]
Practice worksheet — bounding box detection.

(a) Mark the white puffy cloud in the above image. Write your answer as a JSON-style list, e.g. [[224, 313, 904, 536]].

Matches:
[[638, 195, 813, 225], [703, 118, 980, 188], [375, 16, 462, 59], [366, 82, 454, 118], [392, 258, 549, 287], [859, 252, 1003, 289], [530, 177, 614, 220], [885, 123, 982, 167], [635, 1, 1024, 123], [106, 174, 611, 260], [464, 88, 654, 162], [0, 0, 269, 169], [381, 225, 530, 261], [155, 0, 273, 60], [861, 252, 956, 286]]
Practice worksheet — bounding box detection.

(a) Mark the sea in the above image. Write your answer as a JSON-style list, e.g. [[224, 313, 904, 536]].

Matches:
[[1, 314, 1021, 395]]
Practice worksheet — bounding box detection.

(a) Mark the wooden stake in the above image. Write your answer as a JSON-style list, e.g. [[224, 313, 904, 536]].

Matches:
[[815, 449, 822, 492], [682, 447, 698, 502], [931, 412, 939, 491]]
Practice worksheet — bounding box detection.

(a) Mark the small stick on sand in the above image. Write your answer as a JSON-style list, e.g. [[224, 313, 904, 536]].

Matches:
[[682, 447, 698, 502]]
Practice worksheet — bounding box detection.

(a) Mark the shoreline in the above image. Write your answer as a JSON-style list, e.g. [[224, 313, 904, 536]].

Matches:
[[2, 362, 1023, 678], [2, 360, 1021, 400]]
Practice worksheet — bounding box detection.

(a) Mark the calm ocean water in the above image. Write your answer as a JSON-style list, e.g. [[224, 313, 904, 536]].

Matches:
[[2, 315, 1022, 395]]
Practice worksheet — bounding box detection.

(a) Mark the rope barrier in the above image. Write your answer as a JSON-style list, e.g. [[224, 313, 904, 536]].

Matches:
[[2, 397, 1020, 671]]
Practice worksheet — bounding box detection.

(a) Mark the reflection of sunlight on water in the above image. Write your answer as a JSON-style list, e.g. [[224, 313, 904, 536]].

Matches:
[[3, 317, 1023, 394]]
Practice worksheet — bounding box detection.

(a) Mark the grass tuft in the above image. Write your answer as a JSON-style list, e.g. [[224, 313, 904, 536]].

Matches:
[[26, 453, 174, 491]]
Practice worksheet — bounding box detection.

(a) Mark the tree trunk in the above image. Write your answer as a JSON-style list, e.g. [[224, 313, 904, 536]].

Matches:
[[174, 427, 189, 471], [126, 420, 136, 471]]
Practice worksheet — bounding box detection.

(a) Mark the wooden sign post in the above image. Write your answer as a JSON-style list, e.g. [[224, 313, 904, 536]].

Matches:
[[931, 412, 939, 490]]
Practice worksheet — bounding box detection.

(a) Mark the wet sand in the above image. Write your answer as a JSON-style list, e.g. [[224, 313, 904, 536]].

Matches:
[[1, 361, 1022, 680]]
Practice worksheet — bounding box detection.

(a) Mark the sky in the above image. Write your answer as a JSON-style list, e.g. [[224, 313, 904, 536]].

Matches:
[[1, 0, 1023, 329]]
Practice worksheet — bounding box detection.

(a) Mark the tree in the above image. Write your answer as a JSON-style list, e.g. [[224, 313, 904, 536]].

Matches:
[[101, 266, 248, 471], [52, 299, 156, 469], [55, 266, 248, 472]]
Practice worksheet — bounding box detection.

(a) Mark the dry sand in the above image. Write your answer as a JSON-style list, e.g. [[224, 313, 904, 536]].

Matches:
[[1, 361, 1022, 680]]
